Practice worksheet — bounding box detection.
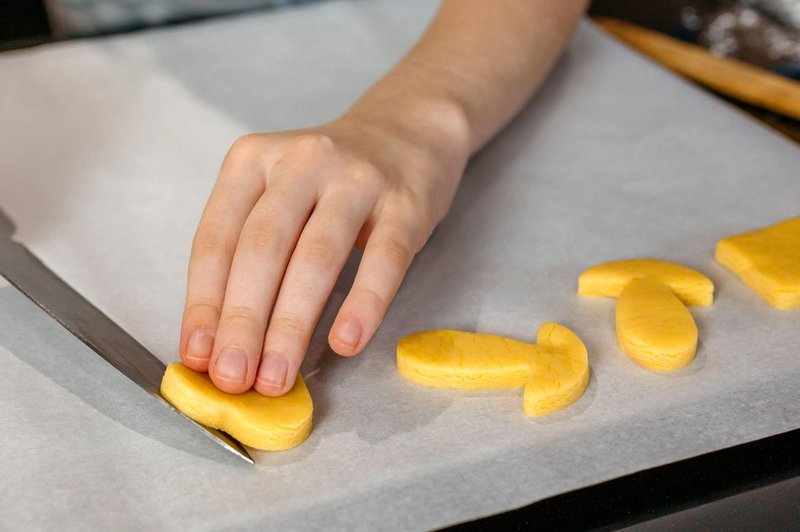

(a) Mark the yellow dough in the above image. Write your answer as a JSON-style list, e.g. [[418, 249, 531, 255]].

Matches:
[[579, 259, 712, 372], [715, 217, 800, 309], [616, 277, 698, 371], [396, 330, 536, 389], [396, 323, 590, 417], [578, 258, 714, 306], [524, 322, 590, 416], [160, 363, 313, 451]]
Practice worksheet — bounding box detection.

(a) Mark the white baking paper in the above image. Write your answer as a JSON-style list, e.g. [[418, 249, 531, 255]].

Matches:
[[0, 0, 799, 529]]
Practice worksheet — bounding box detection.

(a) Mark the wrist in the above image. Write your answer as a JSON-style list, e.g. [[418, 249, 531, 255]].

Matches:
[[341, 90, 472, 167]]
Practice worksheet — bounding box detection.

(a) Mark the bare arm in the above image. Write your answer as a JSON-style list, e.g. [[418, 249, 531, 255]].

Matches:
[[353, 0, 589, 153], [179, 0, 588, 396]]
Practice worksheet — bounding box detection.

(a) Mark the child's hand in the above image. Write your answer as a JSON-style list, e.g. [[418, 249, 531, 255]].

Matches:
[[179, 108, 469, 396], [177, 0, 587, 396]]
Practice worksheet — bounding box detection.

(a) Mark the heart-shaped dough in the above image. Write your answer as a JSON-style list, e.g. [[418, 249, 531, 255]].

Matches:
[[160, 363, 313, 451]]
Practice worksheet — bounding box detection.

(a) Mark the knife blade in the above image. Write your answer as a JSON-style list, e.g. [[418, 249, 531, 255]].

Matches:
[[0, 212, 254, 464]]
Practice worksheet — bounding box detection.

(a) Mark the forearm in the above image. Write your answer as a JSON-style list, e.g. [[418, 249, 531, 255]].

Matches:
[[346, 0, 589, 156]]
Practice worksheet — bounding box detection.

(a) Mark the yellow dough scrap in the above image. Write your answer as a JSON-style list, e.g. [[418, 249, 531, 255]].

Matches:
[[160, 363, 313, 451], [524, 322, 590, 417], [396, 323, 590, 417], [616, 277, 698, 371], [578, 258, 714, 307], [715, 217, 800, 309], [396, 330, 536, 389]]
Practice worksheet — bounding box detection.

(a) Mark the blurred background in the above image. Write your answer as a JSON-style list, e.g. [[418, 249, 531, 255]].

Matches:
[[2, 0, 800, 139]]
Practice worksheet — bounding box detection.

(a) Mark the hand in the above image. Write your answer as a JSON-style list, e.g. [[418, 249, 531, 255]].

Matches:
[[178, 104, 469, 396]]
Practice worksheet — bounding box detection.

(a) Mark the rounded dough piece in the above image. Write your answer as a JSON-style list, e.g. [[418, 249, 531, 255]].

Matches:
[[396, 330, 536, 389], [579, 258, 714, 306], [524, 322, 590, 417], [160, 363, 313, 451], [616, 277, 698, 371]]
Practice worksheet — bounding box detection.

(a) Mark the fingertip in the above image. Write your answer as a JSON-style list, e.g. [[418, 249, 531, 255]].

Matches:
[[181, 329, 215, 372], [328, 335, 361, 357], [253, 378, 293, 397], [209, 371, 250, 394], [329, 317, 363, 357], [254, 352, 292, 396], [208, 346, 252, 394], [181, 354, 210, 373]]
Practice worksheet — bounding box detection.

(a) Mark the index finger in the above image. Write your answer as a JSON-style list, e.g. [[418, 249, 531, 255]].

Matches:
[[179, 137, 275, 371]]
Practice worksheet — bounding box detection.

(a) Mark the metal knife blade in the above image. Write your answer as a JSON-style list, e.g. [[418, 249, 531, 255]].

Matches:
[[0, 214, 254, 464]]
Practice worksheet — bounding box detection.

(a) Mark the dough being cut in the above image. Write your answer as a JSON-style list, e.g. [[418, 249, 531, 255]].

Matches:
[[716, 217, 800, 309], [160, 363, 313, 451], [579, 259, 713, 371], [397, 330, 536, 389], [578, 258, 714, 306], [396, 323, 590, 416], [616, 277, 698, 371], [524, 322, 590, 416]]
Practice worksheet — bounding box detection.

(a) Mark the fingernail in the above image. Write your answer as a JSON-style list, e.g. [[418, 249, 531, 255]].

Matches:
[[186, 330, 214, 361], [214, 347, 248, 383], [258, 353, 289, 388], [336, 319, 362, 349]]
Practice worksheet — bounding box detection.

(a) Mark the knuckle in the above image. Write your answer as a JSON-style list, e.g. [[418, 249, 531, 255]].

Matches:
[[185, 299, 222, 319], [302, 235, 339, 266], [271, 314, 308, 339], [193, 225, 236, 257], [221, 305, 262, 327], [354, 287, 389, 316], [240, 222, 285, 257], [228, 134, 262, 159], [374, 234, 414, 265], [290, 132, 334, 157], [346, 159, 383, 190], [394, 187, 429, 218]]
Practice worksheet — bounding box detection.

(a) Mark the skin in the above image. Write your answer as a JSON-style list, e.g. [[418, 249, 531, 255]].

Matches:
[[179, 0, 589, 396]]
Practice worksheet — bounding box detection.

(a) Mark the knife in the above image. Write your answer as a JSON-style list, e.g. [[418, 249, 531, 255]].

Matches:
[[0, 209, 254, 464]]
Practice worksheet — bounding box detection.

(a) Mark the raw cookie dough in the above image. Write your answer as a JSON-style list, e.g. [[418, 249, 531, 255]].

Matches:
[[579, 259, 713, 371], [397, 323, 590, 416], [160, 363, 313, 451], [579, 258, 714, 306], [716, 217, 800, 309], [616, 277, 698, 371], [397, 330, 536, 389], [524, 322, 590, 417]]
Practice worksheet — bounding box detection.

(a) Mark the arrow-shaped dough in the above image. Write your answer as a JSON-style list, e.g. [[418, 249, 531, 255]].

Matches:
[[524, 322, 590, 416], [396, 323, 590, 416]]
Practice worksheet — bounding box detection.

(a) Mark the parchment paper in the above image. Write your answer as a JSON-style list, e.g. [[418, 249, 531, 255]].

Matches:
[[1, 1, 799, 529]]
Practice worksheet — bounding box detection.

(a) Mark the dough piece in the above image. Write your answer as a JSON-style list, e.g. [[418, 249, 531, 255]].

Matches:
[[578, 258, 714, 306], [160, 363, 313, 451], [616, 277, 698, 371], [397, 323, 590, 417], [579, 259, 712, 372], [715, 217, 800, 309], [524, 322, 590, 417], [396, 330, 536, 389]]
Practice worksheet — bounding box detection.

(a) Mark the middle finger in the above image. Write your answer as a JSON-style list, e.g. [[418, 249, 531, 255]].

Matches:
[[207, 174, 317, 393], [255, 185, 375, 395]]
